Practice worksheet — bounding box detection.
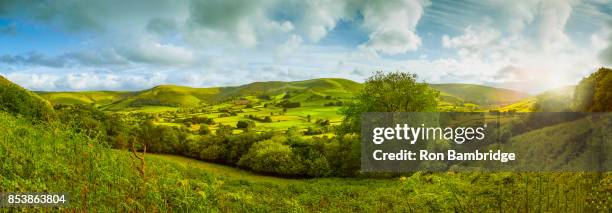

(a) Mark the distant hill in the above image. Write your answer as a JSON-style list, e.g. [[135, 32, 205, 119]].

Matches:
[[0, 76, 56, 121], [430, 83, 530, 106], [104, 85, 222, 110], [219, 78, 363, 98], [38, 91, 133, 106], [39, 78, 363, 110], [37, 79, 537, 111]]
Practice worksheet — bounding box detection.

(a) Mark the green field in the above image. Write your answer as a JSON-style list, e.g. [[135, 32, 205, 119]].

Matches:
[[35, 79, 538, 131], [2, 72, 610, 211]]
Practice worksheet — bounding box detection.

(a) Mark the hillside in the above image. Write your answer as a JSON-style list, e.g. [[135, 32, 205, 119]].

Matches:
[[43, 78, 363, 110], [104, 85, 222, 110], [218, 78, 362, 98], [37, 91, 133, 106], [504, 113, 611, 171], [0, 75, 56, 121], [36, 79, 539, 111], [431, 83, 530, 106]]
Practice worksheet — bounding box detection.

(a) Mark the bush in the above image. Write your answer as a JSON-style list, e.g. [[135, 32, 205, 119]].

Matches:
[[304, 126, 323, 135], [245, 114, 272, 123], [199, 124, 211, 135], [236, 120, 256, 130], [277, 100, 301, 108], [197, 135, 228, 162], [238, 137, 303, 176]]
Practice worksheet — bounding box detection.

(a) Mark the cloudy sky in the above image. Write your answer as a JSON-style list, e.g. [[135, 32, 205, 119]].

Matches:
[[0, 0, 610, 93]]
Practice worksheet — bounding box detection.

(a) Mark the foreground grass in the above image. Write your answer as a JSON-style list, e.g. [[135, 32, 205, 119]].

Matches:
[[151, 154, 612, 212]]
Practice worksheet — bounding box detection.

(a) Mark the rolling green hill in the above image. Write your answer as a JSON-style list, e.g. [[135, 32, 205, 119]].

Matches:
[[37, 79, 537, 112], [42, 78, 363, 110], [430, 83, 530, 106], [37, 91, 133, 106], [218, 78, 362, 98], [104, 85, 222, 110], [0, 75, 56, 121]]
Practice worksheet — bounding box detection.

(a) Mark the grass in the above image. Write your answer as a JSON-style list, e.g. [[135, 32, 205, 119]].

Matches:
[[37, 91, 130, 106], [1, 102, 610, 211], [498, 97, 536, 112], [5, 74, 612, 211], [149, 154, 300, 185]]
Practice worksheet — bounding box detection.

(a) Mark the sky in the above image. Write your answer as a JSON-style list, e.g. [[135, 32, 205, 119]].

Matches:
[[0, 0, 611, 93]]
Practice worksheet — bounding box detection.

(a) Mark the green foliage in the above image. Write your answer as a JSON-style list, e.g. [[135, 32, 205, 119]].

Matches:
[[0, 76, 57, 122], [135, 120, 187, 153], [215, 124, 233, 136], [573, 67, 612, 112], [0, 112, 218, 211], [199, 124, 211, 135], [238, 137, 304, 176], [277, 100, 301, 108], [236, 119, 255, 130], [532, 86, 574, 112], [339, 71, 439, 134]]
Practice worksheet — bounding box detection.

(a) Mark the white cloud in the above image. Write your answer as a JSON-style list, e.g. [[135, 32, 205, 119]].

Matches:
[[442, 26, 501, 49], [119, 38, 196, 66], [535, 0, 574, 51], [276, 34, 303, 58], [359, 0, 428, 55], [0, 0, 609, 93], [299, 0, 348, 42]]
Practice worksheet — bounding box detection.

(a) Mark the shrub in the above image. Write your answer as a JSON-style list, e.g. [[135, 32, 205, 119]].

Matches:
[[199, 124, 211, 135], [238, 137, 304, 176], [236, 120, 255, 130]]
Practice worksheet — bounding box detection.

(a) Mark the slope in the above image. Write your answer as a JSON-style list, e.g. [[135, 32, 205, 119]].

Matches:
[[431, 83, 530, 106], [102, 78, 361, 110], [218, 78, 362, 99], [504, 113, 611, 171], [0, 75, 56, 121], [37, 91, 133, 106], [107, 85, 222, 109]]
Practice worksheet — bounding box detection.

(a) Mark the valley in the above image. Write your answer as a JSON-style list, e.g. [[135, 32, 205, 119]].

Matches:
[[1, 68, 610, 211]]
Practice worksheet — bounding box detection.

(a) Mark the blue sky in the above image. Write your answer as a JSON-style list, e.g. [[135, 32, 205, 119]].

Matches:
[[0, 0, 610, 93]]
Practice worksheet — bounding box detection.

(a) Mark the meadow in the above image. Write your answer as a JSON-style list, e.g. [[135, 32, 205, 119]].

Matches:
[[1, 69, 611, 211]]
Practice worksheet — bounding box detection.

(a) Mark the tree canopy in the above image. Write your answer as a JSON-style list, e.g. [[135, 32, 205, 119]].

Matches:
[[573, 67, 612, 112], [339, 71, 439, 134]]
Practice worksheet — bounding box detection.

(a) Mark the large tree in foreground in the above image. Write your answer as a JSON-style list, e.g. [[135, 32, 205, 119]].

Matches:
[[338, 71, 439, 134]]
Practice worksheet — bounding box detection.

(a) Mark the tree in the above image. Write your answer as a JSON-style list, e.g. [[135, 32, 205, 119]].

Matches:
[[236, 120, 255, 130], [237, 137, 303, 176], [216, 124, 233, 136], [573, 67, 612, 112], [338, 71, 439, 134], [199, 124, 211, 135]]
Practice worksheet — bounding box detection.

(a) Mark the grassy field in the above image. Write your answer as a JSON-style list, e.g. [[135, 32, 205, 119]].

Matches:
[[4, 74, 612, 211], [149, 154, 301, 185]]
